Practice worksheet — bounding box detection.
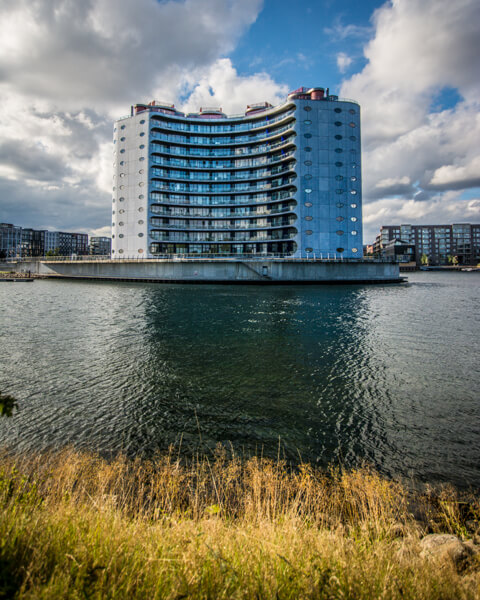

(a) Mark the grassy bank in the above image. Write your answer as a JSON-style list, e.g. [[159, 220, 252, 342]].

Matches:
[[0, 448, 479, 599]]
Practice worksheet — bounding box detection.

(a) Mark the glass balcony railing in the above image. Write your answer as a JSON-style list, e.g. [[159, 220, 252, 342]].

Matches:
[[149, 203, 297, 218], [149, 218, 297, 230], [150, 136, 296, 159], [150, 162, 295, 183], [150, 123, 294, 146], [150, 229, 297, 242], [149, 109, 295, 134], [149, 177, 296, 194], [149, 189, 295, 207], [150, 150, 296, 170]]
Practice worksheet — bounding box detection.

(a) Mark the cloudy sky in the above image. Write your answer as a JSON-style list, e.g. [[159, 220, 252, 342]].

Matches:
[[0, 0, 479, 243]]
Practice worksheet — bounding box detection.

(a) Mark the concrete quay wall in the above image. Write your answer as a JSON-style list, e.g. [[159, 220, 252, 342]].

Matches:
[[12, 259, 401, 284]]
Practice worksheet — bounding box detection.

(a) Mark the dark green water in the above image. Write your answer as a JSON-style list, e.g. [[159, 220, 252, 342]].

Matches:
[[0, 272, 479, 487]]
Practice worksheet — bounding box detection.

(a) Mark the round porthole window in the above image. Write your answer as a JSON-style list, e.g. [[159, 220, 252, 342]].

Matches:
[[305, 216, 313, 221], [305, 202, 313, 207], [305, 174, 312, 180], [119, 197, 125, 202], [351, 230, 358, 235], [304, 160, 312, 166], [140, 119, 145, 124], [119, 249, 124, 253], [119, 234, 124, 238], [112, 198, 115, 203], [334, 148, 343, 153], [336, 216, 344, 221], [139, 157, 145, 161], [349, 109, 355, 115], [120, 160, 125, 166], [304, 106, 312, 112], [305, 188, 312, 193], [304, 133, 312, 138], [350, 136, 356, 141], [120, 149, 125, 153], [335, 175, 343, 181], [138, 207, 144, 212], [120, 137, 125, 142], [349, 122, 356, 128], [112, 210, 115, 215], [336, 202, 344, 208], [306, 230, 313, 235], [139, 169, 144, 174], [119, 185, 125, 190], [119, 173, 125, 177], [336, 247, 344, 252], [351, 217, 357, 222], [336, 189, 344, 194], [112, 186, 116, 191], [350, 190, 357, 195], [138, 233, 144, 237], [335, 161, 343, 167], [351, 176, 357, 182], [352, 247, 358, 253], [304, 147, 312, 152], [140, 132, 145, 137], [138, 248, 144, 253], [138, 220, 144, 225], [334, 121, 342, 127], [336, 230, 344, 236], [351, 203, 357, 208], [112, 234, 115, 239], [304, 119, 312, 125], [114, 128, 117, 132], [351, 163, 357, 168], [119, 221, 124, 226], [139, 182, 144, 186], [335, 135, 342, 140], [139, 144, 145, 149], [121, 125, 125, 130], [119, 209, 125, 214], [334, 108, 342, 113], [139, 194, 144, 199], [305, 247, 313, 252]]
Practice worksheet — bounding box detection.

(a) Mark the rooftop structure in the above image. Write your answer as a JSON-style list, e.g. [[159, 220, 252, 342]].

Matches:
[[112, 87, 362, 259]]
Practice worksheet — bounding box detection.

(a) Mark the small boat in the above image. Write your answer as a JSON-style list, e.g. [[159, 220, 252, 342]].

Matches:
[[0, 278, 35, 282]]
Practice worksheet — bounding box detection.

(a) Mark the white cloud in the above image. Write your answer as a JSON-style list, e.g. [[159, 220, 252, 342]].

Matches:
[[336, 52, 353, 74], [339, 0, 480, 241]]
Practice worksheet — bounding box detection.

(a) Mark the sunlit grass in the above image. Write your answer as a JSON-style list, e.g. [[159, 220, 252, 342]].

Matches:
[[0, 447, 479, 599]]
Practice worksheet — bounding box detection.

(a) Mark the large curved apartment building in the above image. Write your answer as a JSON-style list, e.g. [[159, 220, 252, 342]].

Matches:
[[111, 87, 362, 259]]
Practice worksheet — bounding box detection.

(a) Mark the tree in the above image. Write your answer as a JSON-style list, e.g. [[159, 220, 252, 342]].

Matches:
[[420, 253, 429, 266], [46, 247, 60, 257], [0, 392, 17, 417]]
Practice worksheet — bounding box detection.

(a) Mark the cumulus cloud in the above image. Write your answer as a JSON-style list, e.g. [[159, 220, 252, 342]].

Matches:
[[0, 0, 290, 235], [339, 0, 480, 241]]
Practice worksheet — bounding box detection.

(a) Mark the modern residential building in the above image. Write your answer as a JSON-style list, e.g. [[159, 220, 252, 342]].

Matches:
[[112, 87, 362, 259], [0, 223, 22, 259], [0, 224, 88, 258], [373, 224, 480, 265], [89, 236, 112, 256]]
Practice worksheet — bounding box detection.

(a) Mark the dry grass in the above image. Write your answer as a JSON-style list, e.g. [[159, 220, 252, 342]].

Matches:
[[0, 446, 479, 599]]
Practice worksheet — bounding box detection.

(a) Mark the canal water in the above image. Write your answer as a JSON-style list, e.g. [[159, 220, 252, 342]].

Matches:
[[1, 272, 479, 488]]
